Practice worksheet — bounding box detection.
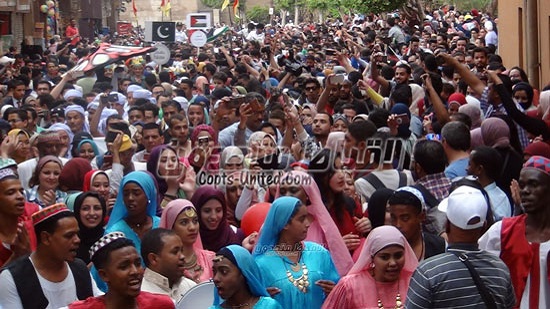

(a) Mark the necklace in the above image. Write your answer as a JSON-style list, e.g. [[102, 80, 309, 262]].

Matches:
[[224, 296, 257, 309], [183, 252, 203, 283], [285, 262, 309, 293], [376, 282, 403, 309]]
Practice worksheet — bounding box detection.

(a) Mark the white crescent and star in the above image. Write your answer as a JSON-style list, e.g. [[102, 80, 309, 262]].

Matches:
[[157, 25, 170, 39]]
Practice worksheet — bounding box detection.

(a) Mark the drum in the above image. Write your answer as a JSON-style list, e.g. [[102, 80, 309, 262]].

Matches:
[[176, 281, 216, 309]]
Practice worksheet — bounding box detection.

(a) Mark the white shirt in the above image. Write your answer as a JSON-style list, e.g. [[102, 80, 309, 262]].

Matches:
[[0, 258, 102, 309], [246, 31, 265, 42], [479, 221, 550, 309], [140, 268, 196, 303]]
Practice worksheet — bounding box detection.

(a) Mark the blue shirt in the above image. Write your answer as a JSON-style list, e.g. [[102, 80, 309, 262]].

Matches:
[[444, 157, 469, 180], [484, 182, 512, 221]]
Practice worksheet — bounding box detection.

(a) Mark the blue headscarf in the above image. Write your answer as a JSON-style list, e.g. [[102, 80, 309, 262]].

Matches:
[[253, 196, 302, 257], [105, 171, 158, 230], [77, 139, 99, 157], [213, 245, 269, 305]]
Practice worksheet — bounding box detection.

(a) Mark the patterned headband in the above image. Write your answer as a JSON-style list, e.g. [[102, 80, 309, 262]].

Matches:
[[89, 232, 127, 260]]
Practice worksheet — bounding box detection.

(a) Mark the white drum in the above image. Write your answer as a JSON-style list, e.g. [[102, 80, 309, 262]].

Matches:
[[176, 281, 216, 309]]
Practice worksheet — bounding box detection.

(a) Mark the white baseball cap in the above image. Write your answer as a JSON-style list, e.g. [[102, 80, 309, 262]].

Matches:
[[438, 186, 488, 230]]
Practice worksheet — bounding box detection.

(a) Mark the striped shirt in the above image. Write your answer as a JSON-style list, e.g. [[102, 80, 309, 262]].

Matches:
[[406, 243, 515, 308]]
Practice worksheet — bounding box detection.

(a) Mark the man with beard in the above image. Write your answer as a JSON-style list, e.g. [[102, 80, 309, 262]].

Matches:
[[311, 113, 332, 148], [140, 229, 195, 303], [371, 55, 412, 98], [0, 204, 100, 308], [479, 156, 550, 309]]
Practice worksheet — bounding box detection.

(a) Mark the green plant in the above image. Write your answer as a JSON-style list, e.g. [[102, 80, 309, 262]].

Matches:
[[246, 6, 271, 24]]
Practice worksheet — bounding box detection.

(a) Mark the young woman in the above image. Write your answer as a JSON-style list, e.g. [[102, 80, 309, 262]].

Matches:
[[212, 245, 282, 309], [74, 192, 106, 264], [275, 170, 355, 276], [187, 102, 208, 128], [310, 150, 366, 253], [7, 129, 31, 164], [147, 145, 195, 208], [190, 186, 245, 253], [159, 199, 215, 283], [105, 171, 161, 251], [74, 139, 99, 162], [253, 196, 340, 309], [27, 155, 67, 208], [322, 225, 418, 309], [188, 124, 220, 173]]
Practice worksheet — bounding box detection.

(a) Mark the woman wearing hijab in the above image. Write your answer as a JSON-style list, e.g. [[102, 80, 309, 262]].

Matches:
[[188, 124, 220, 174], [92, 171, 161, 292], [83, 170, 111, 209], [58, 157, 92, 193], [74, 191, 106, 264], [211, 245, 282, 309], [322, 225, 418, 309], [159, 199, 215, 283], [254, 196, 340, 309], [480, 117, 523, 201], [7, 129, 31, 163], [276, 170, 355, 276], [26, 155, 67, 208], [105, 171, 161, 253], [49, 122, 74, 158], [488, 72, 550, 141], [309, 149, 366, 254], [458, 104, 482, 129], [190, 186, 244, 252]]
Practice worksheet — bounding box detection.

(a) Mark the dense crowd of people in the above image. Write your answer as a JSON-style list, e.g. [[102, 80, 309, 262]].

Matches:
[[0, 4, 549, 309]]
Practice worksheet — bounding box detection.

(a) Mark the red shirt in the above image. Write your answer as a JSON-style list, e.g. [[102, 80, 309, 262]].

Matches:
[[66, 25, 80, 45], [0, 202, 39, 267], [69, 292, 175, 309]]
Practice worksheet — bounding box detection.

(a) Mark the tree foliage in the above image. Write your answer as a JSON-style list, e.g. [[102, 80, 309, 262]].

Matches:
[[246, 6, 271, 24]]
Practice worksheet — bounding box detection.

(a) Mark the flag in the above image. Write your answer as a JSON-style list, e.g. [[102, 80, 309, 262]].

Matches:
[[221, 0, 230, 11], [160, 0, 171, 17], [132, 0, 137, 19], [233, 0, 239, 18], [190, 15, 208, 28]]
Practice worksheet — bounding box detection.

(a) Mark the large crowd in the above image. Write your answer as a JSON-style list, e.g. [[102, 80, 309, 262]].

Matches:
[[0, 4, 548, 309]]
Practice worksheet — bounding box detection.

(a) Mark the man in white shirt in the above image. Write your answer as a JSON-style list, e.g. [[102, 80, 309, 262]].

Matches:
[[0, 204, 101, 308], [246, 23, 265, 43], [140, 228, 196, 303]]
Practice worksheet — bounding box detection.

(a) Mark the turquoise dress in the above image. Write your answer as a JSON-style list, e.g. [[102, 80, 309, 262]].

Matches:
[[209, 297, 282, 309], [254, 241, 340, 309]]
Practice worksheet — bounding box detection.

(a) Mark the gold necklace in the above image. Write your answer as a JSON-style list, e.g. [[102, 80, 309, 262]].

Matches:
[[285, 262, 309, 293], [376, 282, 403, 309]]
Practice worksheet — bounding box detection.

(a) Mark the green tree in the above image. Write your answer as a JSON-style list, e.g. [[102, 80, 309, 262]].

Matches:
[[246, 6, 271, 24]]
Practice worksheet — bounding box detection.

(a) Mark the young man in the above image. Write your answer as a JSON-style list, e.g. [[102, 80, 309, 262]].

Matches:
[[479, 156, 550, 308], [441, 121, 471, 179], [167, 114, 192, 158], [0, 204, 100, 308], [407, 186, 515, 308], [140, 229, 195, 303], [0, 167, 39, 267], [132, 123, 164, 163], [69, 232, 174, 308], [388, 186, 446, 261]]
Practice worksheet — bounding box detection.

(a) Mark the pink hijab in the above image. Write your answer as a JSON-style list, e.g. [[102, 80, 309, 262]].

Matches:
[[323, 226, 418, 309], [159, 199, 214, 283], [276, 170, 354, 276], [159, 199, 205, 251]]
